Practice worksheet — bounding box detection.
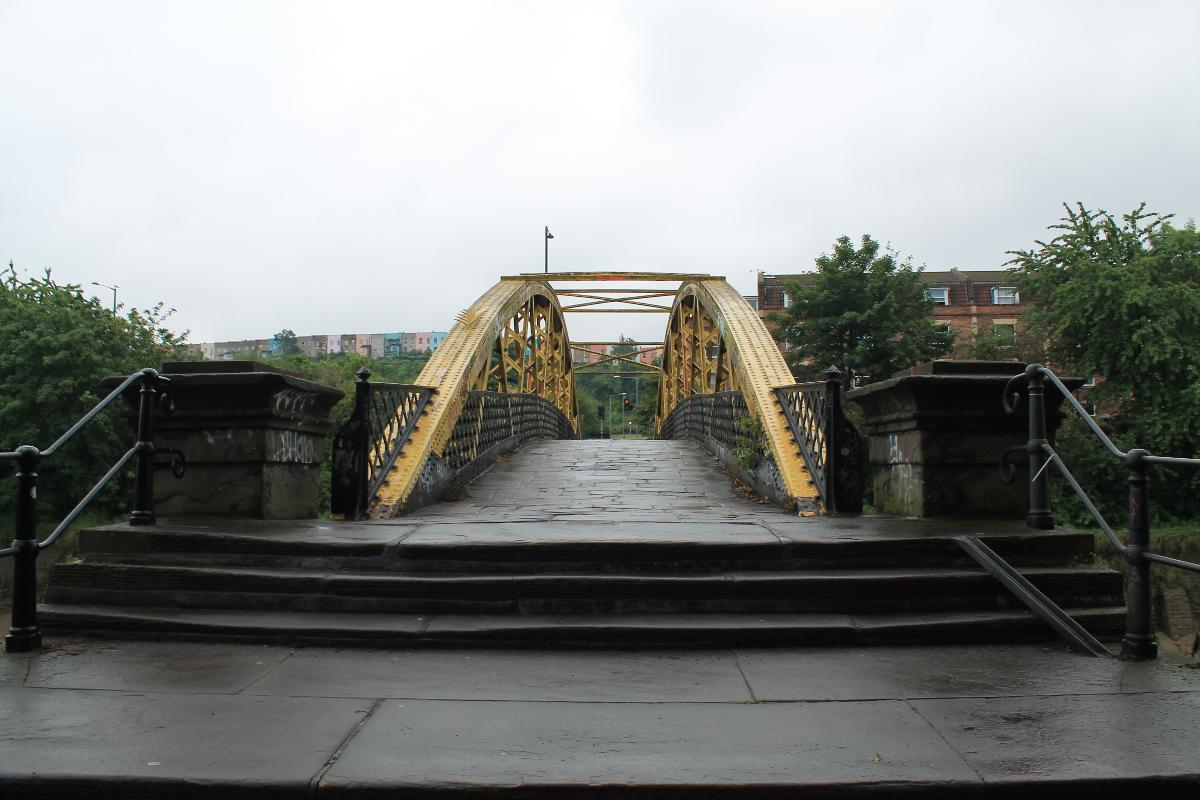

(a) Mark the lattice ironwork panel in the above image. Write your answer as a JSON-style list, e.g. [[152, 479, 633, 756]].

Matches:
[[775, 382, 828, 497], [444, 391, 575, 472], [331, 381, 434, 518]]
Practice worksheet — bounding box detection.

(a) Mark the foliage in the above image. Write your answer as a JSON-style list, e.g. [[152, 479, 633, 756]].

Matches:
[[1008, 204, 1200, 524], [0, 264, 190, 520], [733, 416, 764, 470], [573, 335, 658, 438], [768, 235, 954, 383], [960, 324, 1046, 363], [272, 328, 300, 355]]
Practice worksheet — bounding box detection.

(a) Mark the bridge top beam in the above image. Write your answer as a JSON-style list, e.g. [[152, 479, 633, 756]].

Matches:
[[502, 271, 723, 282]]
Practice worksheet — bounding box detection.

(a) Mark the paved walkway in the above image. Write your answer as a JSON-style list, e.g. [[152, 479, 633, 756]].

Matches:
[[3, 638, 1200, 797], [6, 439, 1200, 794], [408, 439, 792, 523]]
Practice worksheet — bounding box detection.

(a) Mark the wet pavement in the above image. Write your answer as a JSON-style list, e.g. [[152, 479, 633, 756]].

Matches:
[[6, 439, 1199, 794], [3, 638, 1200, 797]]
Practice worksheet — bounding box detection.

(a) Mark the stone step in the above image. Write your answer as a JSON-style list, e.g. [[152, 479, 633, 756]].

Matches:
[[74, 524, 1097, 573], [37, 604, 1127, 648], [45, 561, 1123, 616]]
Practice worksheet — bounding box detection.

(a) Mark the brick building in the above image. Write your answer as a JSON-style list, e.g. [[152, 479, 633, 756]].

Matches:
[[757, 268, 1025, 356]]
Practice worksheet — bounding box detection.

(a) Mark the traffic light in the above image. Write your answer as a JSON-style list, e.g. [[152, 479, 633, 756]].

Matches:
[[623, 397, 633, 412], [597, 404, 605, 420]]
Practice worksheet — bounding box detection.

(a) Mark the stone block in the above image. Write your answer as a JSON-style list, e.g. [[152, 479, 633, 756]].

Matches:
[[848, 360, 1080, 518], [107, 361, 343, 519]]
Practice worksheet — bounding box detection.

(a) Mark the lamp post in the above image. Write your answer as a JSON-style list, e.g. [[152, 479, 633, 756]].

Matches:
[[613, 375, 641, 404], [92, 281, 118, 313], [544, 226, 554, 274]]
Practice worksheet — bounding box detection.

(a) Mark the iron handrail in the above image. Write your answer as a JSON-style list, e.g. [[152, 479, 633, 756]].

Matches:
[[1005, 362, 1200, 659], [3, 367, 174, 653], [0, 369, 152, 462]]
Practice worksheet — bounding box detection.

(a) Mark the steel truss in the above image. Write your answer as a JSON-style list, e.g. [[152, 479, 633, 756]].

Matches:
[[370, 272, 819, 517]]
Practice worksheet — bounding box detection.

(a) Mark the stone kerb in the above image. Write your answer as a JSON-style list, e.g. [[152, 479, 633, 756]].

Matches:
[[110, 361, 344, 519], [846, 360, 1079, 518]]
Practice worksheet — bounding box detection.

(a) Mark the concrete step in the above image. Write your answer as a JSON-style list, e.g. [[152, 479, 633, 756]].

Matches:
[[37, 603, 1127, 648], [45, 561, 1123, 616], [74, 524, 1097, 573]]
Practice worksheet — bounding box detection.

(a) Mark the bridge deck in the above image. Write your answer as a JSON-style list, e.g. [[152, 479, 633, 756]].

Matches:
[[407, 438, 789, 524]]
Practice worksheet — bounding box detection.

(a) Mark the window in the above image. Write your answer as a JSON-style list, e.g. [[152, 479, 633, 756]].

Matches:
[[926, 287, 950, 305], [992, 287, 1020, 305], [993, 322, 1017, 339], [781, 290, 790, 308]]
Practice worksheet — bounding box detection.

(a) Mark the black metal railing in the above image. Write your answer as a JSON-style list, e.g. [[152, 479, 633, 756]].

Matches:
[[659, 391, 756, 458], [1004, 363, 1200, 660], [444, 391, 576, 470], [1, 368, 176, 653], [774, 367, 863, 514], [330, 368, 435, 520]]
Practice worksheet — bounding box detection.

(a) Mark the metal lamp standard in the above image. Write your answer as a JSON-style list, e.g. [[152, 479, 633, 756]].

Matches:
[[92, 281, 118, 313]]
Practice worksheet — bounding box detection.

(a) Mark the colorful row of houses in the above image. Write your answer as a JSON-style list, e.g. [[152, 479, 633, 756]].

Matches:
[[190, 331, 449, 361]]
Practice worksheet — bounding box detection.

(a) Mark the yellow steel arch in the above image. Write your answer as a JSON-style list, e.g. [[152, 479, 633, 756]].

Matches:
[[371, 279, 577, 517], [659, 279, 819, 507]]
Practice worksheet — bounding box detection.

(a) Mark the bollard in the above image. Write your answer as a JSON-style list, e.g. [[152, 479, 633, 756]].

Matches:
[[1025, 364, 1054, 529], [129, 369, 161, 526], [1122, 449, 1158, 659], [5, 445, 43, 653]]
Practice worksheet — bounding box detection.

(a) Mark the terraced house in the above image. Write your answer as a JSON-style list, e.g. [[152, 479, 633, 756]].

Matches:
[[757, 268, 1026, 356]]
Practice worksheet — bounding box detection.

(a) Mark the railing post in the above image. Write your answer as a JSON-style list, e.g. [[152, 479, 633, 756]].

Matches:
[[1025, 364, 1054, 529], [1122, 448, 1158, 659], [353, 368, 372, 520], [5, 445, 43, 653], [824, 365, 842, 514], [129, 368, 160, 526]]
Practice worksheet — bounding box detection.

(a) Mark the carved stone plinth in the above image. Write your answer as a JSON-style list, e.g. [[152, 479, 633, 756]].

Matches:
[[146, 361, 343, 519], [846, 361, 1079, 518]]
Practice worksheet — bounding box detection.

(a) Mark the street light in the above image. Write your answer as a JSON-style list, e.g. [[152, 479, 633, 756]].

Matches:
[[544, 226, 554, 274], [614, 374, 641, 405], [92, 281, 118, 313]]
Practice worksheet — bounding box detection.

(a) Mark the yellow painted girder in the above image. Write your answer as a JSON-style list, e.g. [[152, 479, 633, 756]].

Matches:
[[659, 280, 818, 505], [502, 271, 722, 282], [370, 279, 577, 517]]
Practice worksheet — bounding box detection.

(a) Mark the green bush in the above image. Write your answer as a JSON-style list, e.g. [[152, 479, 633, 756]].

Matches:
[[0, 265, 188, 522]]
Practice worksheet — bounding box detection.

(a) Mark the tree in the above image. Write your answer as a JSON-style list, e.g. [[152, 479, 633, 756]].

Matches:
[[769, 235, 954, 383], [273, 329, 300, 356], [1008, 203, 1200, 522], [0, 264, 189, 520]]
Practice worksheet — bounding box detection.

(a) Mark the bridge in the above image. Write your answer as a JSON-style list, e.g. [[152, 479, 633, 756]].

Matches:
[[1, 269, 1151, 654], [330, 271, 856, 521], [7, 271, 1200, 797]]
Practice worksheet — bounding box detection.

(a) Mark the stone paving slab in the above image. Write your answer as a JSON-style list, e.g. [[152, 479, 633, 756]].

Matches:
[[912, 691, 1200, 787], [404, 439, 793, 523], [320, 697, 981, 796], [736, 644, 1200, 701], [4, 639, 1200, 797], [23, 639, 292, 694], [96, 517, 415, 543], [399, 520, 782, 548], [0, 685, 369, 798], [247, 648, 751, 702]]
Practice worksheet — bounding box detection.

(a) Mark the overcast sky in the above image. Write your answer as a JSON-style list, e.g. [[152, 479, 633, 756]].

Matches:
[[2, 1, 1198, 344]]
